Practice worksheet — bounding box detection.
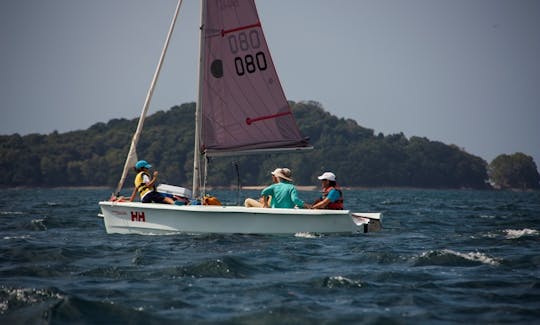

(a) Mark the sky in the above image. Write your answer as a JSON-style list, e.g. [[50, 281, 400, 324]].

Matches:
[[1, 0, 539, 168]]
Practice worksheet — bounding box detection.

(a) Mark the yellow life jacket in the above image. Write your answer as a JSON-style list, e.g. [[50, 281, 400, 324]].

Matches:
[[135, 171, 154, 198]]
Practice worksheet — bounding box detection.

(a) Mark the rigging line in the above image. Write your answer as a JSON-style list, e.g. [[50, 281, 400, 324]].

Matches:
[[114, 0, 184, 196], [192, 0, 207, 199], [234, 162, 241, 205]]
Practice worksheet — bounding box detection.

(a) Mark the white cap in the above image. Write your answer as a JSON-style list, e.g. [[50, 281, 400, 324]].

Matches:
[[317, 172, 336, 181]]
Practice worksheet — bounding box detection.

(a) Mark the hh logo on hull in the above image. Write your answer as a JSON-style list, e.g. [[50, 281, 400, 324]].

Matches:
[[131, 211, 146, 222]]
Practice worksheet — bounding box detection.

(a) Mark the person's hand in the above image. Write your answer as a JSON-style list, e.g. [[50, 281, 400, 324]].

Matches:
[[153, 171, 159, 178]]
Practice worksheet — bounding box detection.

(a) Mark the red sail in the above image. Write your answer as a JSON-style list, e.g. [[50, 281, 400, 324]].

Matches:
[[200, 0, 310, 156]]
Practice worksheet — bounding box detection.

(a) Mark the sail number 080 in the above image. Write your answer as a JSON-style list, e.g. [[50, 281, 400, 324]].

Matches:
[[234, 53, 267, 76], [228, 31, 268, 76]]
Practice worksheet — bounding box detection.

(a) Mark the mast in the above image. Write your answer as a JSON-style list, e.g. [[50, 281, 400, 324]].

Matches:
[[114, 0, 184, 196], [192, 0, 206, 199]]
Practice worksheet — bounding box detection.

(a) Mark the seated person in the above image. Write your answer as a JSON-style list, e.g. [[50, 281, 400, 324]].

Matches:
[[311, 172, 343, 210], [260, 168, 310, 209], [129, 160, 174, 204], [244, 172, 279, 207]]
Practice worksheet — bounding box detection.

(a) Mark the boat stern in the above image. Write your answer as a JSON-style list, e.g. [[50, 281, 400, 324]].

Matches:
[[351, 212, 382, 233]]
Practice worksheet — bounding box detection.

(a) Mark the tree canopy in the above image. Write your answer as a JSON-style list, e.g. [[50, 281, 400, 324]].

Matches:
[[2, 101, 536, 190], [488, 153, 540, 190]]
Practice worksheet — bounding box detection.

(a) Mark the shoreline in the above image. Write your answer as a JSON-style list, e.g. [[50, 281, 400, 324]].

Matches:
[[4, 185, 532, 192]]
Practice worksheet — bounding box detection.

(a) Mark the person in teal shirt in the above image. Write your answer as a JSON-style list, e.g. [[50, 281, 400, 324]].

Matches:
[[261, 168, 311, 209]]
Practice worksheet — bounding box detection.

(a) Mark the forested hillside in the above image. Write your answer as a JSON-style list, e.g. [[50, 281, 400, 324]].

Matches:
[[1, 101, 490, 189]]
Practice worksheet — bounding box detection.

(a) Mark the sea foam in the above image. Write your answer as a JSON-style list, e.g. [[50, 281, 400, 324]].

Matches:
[[504, 228, 539, 239]]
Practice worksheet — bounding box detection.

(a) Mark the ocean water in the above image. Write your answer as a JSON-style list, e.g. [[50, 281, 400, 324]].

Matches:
[[1, 188, 539, 324]]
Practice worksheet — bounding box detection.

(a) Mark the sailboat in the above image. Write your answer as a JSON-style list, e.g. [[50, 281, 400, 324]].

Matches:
[[98, 0, 382, 235]]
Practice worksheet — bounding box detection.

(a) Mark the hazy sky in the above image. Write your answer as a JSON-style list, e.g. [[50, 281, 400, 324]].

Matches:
[[1, 0, 539, 167]]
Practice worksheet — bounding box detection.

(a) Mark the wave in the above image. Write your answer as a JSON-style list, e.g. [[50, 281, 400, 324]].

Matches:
[[0, 286, 63, 311], [2, 235, 31, 240], [79, 255, 279, 280], [478, 214, 497, 219], [294, 232, 323, 238], [31, 218, 47, 231], [0, 286, 167, 323], [321, 275, 363, 289], [176, 256, 265, 279], [414, 249, 501, 266], [0, 211, 24, 215], [0, 286, 65, 320], [504, 228, 539, 239]]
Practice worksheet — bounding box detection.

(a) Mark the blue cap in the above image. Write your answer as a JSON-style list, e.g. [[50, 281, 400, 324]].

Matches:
[[135, 160, 152, 169]]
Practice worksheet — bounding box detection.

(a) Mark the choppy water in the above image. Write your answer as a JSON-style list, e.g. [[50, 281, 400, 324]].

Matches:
[[1, 188, 539, 324]]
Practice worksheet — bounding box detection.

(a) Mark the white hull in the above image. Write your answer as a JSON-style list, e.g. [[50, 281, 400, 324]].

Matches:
[[99, 201, 381, 235]]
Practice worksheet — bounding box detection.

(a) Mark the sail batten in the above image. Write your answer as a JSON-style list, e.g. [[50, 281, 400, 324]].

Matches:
[[221, 22, 262, 36]]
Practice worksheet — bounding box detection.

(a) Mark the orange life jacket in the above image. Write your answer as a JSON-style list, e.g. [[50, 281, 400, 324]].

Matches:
[[322, 186, 344, 210], [203, 195, 222, 206]]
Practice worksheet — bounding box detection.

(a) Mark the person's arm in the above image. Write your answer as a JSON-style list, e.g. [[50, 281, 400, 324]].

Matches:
[[262, 195, 270, 208], [145, 171, 159, 188], [261, 185, 273, 208], [291, 187, 310, 209], [129, 187, 137, 202], [312, 189, 338, 209], [311, 198, 330, 209]]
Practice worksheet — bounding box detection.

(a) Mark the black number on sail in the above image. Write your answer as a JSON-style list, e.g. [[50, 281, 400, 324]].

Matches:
[[234, 52, 267, 76]]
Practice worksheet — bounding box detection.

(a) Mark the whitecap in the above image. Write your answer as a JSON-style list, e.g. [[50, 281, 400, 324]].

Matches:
[[1, 287, 64, 310], [3, 235, 31, 240], [1, 211, 24, 215], [480, 232, 498, 239], [478, 215, 496, 219], [417, 249, 501, 266], [442, 249, 501, 266], [294, 232, 322, 238], [504, 228, 539, 239], [31, 218, 47, 230], [324, 275, 362, 288]]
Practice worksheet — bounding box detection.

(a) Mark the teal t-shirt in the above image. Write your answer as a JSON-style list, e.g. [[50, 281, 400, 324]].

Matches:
[[326, 188, 341, 202], [261, 181, 304, 208]]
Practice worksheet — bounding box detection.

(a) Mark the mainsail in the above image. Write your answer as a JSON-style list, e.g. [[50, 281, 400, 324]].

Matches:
[[199, 0, 310, 156]]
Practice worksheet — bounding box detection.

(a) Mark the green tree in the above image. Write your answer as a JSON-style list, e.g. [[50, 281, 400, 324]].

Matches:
[[0, 101, 495, 189], [489, 153, 540, 190]]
